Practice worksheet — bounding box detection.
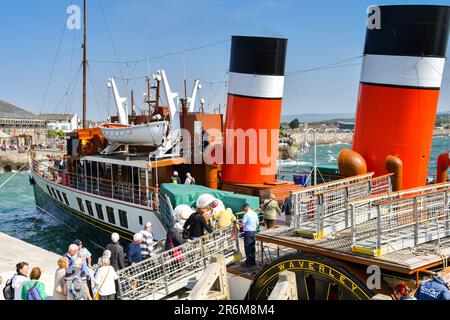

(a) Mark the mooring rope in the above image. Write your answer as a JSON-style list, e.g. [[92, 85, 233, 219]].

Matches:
[[34, 205, 105, 250]]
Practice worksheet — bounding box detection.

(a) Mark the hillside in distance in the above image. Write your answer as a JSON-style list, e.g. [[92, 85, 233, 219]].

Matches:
[[281, 113, 355, 123]]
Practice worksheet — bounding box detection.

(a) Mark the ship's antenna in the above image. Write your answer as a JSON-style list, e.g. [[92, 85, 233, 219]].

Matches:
[[146, 76, 151, 116], [82, 0, 87, 129]]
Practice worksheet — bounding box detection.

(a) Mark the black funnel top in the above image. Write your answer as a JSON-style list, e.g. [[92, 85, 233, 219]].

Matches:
[[364, 5, 450, 58], [230, 36, 288, 76]]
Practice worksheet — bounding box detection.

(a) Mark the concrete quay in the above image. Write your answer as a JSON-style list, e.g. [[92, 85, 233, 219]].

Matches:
[[0, 149, 65, 173], [0, 232, 61, 300], [0, 152, 29, 173]]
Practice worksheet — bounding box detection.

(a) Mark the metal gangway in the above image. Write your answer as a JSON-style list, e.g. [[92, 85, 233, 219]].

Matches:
[[293, 174, 392, 239], [351, 183, 450, 257], [292, 172, 374, 229], [116, 223, 240, 300]]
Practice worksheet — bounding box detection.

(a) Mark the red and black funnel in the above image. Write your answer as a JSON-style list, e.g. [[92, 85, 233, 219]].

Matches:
[[222, 36, 288, 184], [352, 5, 450, 189]]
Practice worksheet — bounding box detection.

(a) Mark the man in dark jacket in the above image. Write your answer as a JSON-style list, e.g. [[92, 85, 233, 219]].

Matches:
[[127, 233, 143, 266], [415, 268, 450, 300], [183, 208, 213, 240], [105, 233, 125, 271], [169, 171, 181, 184]]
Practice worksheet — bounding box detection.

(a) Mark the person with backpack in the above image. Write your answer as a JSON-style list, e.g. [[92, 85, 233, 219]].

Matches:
[[3, 261, 29, 300], [63, 257, 92, 300], [64, 244, 79, 267], [260, 193, 281, 229], [21, 267, 47, 300]]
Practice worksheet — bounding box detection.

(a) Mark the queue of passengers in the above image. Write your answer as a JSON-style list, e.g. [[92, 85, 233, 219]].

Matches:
[[3, 220, 157, 301]]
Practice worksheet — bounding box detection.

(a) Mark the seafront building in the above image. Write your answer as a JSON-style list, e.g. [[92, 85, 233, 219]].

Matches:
[[0, 99, 47, 146], [38, 113, 80, 133]]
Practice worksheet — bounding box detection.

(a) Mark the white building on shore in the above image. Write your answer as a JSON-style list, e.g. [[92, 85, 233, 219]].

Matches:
[[38, 113, 80, 133]]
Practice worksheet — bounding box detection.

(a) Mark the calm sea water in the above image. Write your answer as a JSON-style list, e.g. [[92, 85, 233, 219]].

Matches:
[[0, 136, 449, 261]]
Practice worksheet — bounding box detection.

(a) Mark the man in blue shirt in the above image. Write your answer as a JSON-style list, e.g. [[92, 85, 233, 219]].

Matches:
[[415, 268, 450, 300], [239, 204, 259, 267]]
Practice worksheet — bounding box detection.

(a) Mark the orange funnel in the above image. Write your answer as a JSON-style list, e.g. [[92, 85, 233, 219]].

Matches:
[[352, 5, 450, 189], [222, 36, 288, 184]]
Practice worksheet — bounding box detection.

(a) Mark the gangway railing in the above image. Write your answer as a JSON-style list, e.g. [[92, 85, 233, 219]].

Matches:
[[349, 182, 450, 244], [292, 172, 374, 230], [116, 223, 240, 300], [294, 174, 392, 239], [352, 188, 450, 257]]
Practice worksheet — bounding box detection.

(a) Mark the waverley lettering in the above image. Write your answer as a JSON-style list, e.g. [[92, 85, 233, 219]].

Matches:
[[174, 304, 208, 318]]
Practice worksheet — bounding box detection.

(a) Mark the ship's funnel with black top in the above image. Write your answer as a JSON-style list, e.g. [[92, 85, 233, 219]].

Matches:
[[349, 5, 450, 189], [222, 36, 288, 184]]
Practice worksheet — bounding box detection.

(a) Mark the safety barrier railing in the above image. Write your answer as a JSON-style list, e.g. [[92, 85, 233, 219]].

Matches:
[[294, 174, 391, 239], [31, 158, 159, 210], [116, 223, 240, 300], [352, 189, 450, 257], [349, 182, 450, 245], [292, 172, 374, 230]]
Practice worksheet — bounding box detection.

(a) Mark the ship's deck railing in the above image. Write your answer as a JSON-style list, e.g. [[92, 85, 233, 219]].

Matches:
[[292, 173, 374, 230], [292, 173, 391, 239], [351, 187, 450, 257], [116, 223, 240, 300], [31, 158, 159, 210]]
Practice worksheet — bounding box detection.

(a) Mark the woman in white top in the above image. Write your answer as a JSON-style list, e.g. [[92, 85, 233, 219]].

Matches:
[[12, 262, 29, 300], [94, 255, 118, 300], [53, 257, 68, 300]]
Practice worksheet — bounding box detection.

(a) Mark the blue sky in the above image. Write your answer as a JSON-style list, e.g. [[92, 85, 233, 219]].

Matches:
[[0, 0, 449, 121]]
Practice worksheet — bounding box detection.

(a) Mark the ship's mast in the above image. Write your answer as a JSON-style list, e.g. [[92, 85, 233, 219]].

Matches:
[[82, 0, 87, 129]]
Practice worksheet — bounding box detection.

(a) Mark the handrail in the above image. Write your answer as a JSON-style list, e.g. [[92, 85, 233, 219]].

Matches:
[[352, 188, 450, 256], [348, 182, 450, 207], [292, 172, 374, 194], [31, 158, 159, 209], [116, 223, 240, 300], [314, 174, 393, 197], [293, 174, 392, 239]]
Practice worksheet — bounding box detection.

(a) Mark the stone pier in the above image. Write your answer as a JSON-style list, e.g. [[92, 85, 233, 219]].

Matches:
[[0, 232, 61, 300]]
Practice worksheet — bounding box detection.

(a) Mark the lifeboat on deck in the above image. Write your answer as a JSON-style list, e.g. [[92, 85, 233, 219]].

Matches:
[[99, 121, 167, 147]]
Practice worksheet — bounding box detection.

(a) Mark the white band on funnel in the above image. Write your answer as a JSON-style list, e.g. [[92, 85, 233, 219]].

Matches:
[[360, 54, 445, 89], [228, 72, 285, 99]]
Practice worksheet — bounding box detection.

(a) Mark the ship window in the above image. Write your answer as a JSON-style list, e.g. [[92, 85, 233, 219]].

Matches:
[[118, 210, 128, 228], [56, 190, 63, 203], [106, 206, 116, 225], [139, 216, 143, 226], [85, 200, 94, 216], [50, 188, 57, 198], [77, 198, 85, 213], [46, 185, 52, 195], [62, 193, 70, 206], [95, 203, 105, 221]]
